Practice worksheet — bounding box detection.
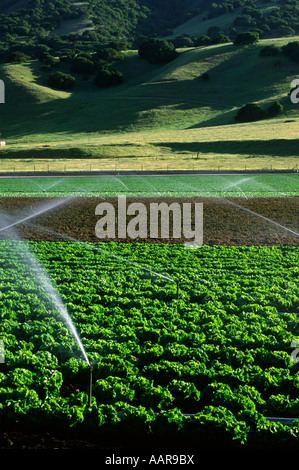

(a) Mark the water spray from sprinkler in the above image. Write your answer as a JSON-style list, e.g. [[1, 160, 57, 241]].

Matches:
[[0, 199, 183, 407], [0, 197, 74, 235], [27, 221, 177, 284], [0, 207, 93, 403], [215, 197, 299, 238]]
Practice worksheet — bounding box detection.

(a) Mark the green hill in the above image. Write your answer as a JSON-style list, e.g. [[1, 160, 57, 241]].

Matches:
[[168, 1, 287, 39], [0, 35, 298, 170], [1, 0, 299, 58]]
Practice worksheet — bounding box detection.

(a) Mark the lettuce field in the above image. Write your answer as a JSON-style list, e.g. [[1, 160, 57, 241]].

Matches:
[[0, 173, 297, 197], [0, 173, 298, 450], [0, 242, 299, 449]]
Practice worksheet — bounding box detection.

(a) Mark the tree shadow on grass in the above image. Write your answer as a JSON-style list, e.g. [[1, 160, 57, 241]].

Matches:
[[152, 139, 299, 157]]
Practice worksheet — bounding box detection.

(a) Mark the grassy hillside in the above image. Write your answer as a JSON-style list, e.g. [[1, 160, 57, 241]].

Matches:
[[0, 0, 202, 53], [0, 36, 298, 170], [168, 0, 281, 39]]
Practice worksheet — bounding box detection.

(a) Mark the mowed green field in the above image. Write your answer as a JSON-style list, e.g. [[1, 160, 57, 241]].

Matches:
[[0, 173, 298, 197]]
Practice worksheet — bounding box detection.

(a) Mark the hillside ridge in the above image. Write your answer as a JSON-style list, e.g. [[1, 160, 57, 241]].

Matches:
[[0, 35, 298, 171]]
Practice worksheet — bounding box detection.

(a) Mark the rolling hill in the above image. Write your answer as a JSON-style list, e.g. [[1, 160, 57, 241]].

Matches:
[[0, 0, 298, 171], [0, 35, 298, 170]]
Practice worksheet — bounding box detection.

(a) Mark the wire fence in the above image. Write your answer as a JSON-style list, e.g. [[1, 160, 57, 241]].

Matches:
[[0, 159, 298, 174]]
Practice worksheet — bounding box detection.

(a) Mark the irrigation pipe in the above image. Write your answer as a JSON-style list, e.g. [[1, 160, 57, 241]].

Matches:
[[88, 365, 93, 408]]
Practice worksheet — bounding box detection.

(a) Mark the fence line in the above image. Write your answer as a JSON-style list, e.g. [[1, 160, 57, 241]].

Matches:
[[0, 161, 298, 174]]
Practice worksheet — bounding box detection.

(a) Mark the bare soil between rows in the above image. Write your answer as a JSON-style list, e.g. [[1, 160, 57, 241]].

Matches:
[[0, 196, 297, 245]]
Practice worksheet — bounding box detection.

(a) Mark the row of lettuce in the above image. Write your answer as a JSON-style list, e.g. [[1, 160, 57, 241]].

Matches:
[[0, 241, 298, 447]]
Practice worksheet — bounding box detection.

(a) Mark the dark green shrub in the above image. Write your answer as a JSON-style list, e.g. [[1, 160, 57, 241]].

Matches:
[[94, 67, 123, 88], [5, 51, 30, 63], [233, 14, 254, 27], [138, 38, 178, 64], [195, 35, 212, 46], [172, 35, 195, 48], [282, 41, 299, 63], [47, 71, 75, 90], [267, 100, 283, 117], [71, 57, 95, 75], [39, 52, 60, 66], [233, 32, 259, 46], [95, 47, 124, 63], [259, 45, 280, 56], [212, 32, 230, 44], [235, 102, 266, 122]]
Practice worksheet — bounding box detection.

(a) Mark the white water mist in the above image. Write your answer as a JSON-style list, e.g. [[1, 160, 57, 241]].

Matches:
[[0, 206, 90, 366], [16, 240, 90, 365]]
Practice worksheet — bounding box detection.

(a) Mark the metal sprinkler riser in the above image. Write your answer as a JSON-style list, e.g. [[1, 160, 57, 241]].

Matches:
[[88, 364, 93, 407]]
